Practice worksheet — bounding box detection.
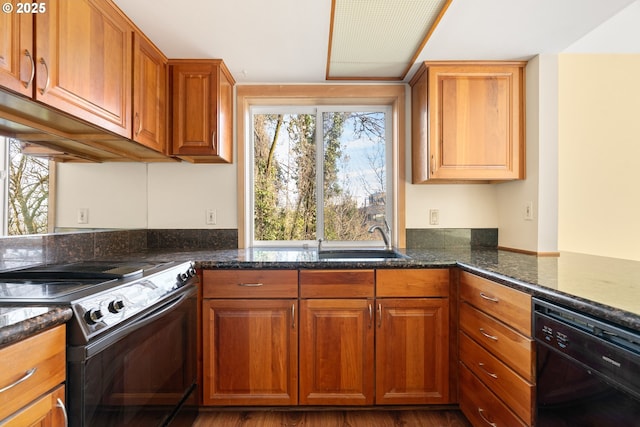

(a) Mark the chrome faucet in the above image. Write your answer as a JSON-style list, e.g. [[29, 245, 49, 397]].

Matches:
[[368, 220, 392, 250]]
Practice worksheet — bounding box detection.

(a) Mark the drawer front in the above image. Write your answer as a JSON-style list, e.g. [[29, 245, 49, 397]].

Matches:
[[203, 269, 298, 298], [459, 331, 533, 424], [0, 326, 66, 421], [376, 269, 449, 297], [300, 270, 374, 298], [460, 302, 534, 380], [459, 271, 531, 335], [2, 385, 65, 427], [459, 363, 527, 427]]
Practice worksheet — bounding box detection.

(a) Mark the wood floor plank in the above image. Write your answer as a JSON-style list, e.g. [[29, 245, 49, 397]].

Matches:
[[193, 409, 472, 427]]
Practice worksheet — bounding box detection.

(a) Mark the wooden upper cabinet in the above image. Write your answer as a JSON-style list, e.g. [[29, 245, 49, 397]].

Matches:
[[411, 61, 526, 182], [169, 59, 235, 163], [133, 31, 167, 153], [35, 0, 133, 138], [0, 1, 33, 96]]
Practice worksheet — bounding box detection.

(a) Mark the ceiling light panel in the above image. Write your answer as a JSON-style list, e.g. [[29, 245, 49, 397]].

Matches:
[[327, 0, 450, 80]]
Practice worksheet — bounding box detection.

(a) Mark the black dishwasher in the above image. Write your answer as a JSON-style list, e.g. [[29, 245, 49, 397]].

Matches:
[[534, 298, 640, 426]]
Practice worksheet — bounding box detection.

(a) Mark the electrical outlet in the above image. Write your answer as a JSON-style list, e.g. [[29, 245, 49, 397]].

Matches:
[[524, 201, 534, 220], [429, 209, 439, 225], [77, 208, 89, 224], [206, 209, 217, 225]]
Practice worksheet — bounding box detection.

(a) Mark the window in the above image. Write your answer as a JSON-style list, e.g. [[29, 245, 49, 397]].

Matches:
[[250, 105, 393, 247], [0, 137, 50, 235], [238, 85, 406, 249]]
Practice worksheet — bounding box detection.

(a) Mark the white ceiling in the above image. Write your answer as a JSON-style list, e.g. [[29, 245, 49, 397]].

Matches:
[[113, 0, 638, 83]]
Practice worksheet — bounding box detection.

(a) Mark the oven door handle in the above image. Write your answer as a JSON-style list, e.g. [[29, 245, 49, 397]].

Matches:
[[82, 285, 196, 359]]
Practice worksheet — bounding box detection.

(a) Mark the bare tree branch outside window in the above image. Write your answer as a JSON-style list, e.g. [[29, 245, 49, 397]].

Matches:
[[7, 139, 49, 235], [253, 111, 388, 243]]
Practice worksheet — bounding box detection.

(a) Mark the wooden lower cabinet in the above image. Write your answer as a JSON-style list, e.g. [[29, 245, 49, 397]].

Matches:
[[299, 298, 374, 405], [458, 271, 534, 427], [202, 299, 298, 405], [459, 363, 526, 427], [202, 268, 453, 409], [1, 385, 66, 427], [376, 298, 450, 404], [0, 325, 66, 425]]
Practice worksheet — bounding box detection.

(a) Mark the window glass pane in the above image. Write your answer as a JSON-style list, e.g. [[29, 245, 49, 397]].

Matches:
[[4, 138, 49, 235], [322, 112, 386, 242], [253, 113, 317, 241]]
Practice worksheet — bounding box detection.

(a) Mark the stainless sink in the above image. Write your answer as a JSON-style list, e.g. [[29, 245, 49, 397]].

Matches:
[[318, 249, 410, 260]]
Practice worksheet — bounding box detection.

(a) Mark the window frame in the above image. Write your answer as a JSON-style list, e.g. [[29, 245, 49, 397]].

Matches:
[[237, 84, 406, 249], [0, 136, 55, 236]]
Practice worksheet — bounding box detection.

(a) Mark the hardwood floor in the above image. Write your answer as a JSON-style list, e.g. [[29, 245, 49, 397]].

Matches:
[[193, 409, 472, 427]]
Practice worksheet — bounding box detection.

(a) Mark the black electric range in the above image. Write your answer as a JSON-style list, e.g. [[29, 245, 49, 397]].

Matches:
[[0, 259, 199, 427]]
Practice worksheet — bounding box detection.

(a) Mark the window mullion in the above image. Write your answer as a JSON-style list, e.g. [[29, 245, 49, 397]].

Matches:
[[315, 110, 324, 243]]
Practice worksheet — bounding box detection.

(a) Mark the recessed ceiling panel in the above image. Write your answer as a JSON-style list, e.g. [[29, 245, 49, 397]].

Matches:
[[327, 0, 451, 80]]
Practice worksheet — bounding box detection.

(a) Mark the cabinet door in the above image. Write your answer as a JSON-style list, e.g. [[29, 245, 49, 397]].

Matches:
[[0, 1, 33, 96], [35, 0, 133, 137], [429, 63, 524, 180], [299, 299, 374, 405], [170, 60, 234, 162], [132, 32, 166, 153], [411, 62, 525, 182], [376, 298, 450, 404], [2, 385, 66, 427], [203, 299, 298, 405]]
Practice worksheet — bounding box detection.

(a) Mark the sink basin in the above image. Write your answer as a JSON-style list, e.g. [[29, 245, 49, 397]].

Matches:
[[318, 249, 410, 260]]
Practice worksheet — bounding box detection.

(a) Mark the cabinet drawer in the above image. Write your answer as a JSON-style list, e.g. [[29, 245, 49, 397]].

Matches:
[[460, 302, 534, 380], [376, 269, 449, 297], [300, 270, 374, 298], [203, 270, 298, 298], [0, 326, 66, 421], [460, 331, 533, 424], [459, 363, 527, 427], [2, 385, 65, 427], [459, 271, 531, 335]]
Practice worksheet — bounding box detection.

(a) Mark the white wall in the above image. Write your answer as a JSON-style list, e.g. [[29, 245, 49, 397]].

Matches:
[[557, 54, 640, 261], [56, 162, 238, 229], [147, 162, 237, 228], [556, 1, 640, 261], [495, 55, 559, 254], [56, 163, 148, 228]]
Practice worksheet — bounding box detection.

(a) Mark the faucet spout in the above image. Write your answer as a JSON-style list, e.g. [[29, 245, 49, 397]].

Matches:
[[368, 224, 392, 250]]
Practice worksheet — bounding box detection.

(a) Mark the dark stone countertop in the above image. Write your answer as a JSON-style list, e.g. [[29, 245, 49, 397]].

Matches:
[[133, 247, 640, 332], [0, 306, 72, 349], [2, 246, 638, 346]]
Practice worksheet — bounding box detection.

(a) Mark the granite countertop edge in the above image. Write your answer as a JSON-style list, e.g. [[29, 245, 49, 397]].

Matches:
[[0, 306, 73, 349], [3, 247, 638, 346]]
